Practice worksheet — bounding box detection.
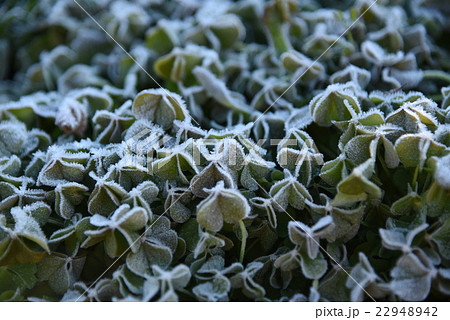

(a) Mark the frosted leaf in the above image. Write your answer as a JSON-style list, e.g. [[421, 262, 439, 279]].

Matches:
[[173, 119, 207, 143], [22, 201, 51, 227], [123, 181, 158, 219], [87, 171, 127, 216], [37, 146, 88, 187], [390, 188, 421, 216], [191, 162, 235, 198], [196, 181, 250, 232], [281, 50, 325, 84], [250, 197, 278, 229], [23, 152, 45, 180], [344, 125, 402, 168], [436, 269, 450, 296], [269, 171, 312, 211], [85, 146, 121, 177], [330, 65, 371, 89], [122, 119, 167, 163], [193, 227, 226, 258], [54, 97, 87, 136], [389, 250, 434, 301], [300, 251, 327, 280], [0, 156, 29, 187], [68, 87, 113, 111], [285, 106, 313, 131], [36, 253, 86, 295], [152, 151, 197, 185], [106, 0, 151, 44], [382, 68, 423, 90], [332, 159, 382, 207], [192, 275, 230, 302], [194, 255, 243, 281], [164, 185, 192, 224], [92, 109, 134, 143], [0, 181, 45, 211], [288, 216, 334, 259], [132, 88, 188, 130], [386, 99, 439, 133], [0, 100, 35, 126], [57, 64, 107, 94], [424, 155, 450, 217], [54, 182, 89, 219], [442, 86, 450, 109], [0, 263, 37, 301], [240, 151, 275, 191], [276, 129, 323, 184], [379, 223, 428, 253], [434, 124, 450, 147], [49, 216, 91, 256], [302, 23, 354, 59], [0, 207, 50, 265], [319, 154, 348, 187], [230, 261, 265, 299], [309, 83, 361, 127], [111, 264, 145, 298], [187, 2, 245, 51], [127, 216, 177, 276], [334, 110, 385, 132], [433, 154, 450, 189], [109, 157, 150, 191], [145, 19, 186, 54], [250, 78, 296, 112], [63, 277, 121, 302], [367, 24, 404, 52], [154, 44, 222, 84], [215, 138, 246, 171], [38, 45, 77, 90], [274, 249, 302, 272], [20, 91, 62, 119], [346, 252, 388, 302], [82, 204, 148, 258], [395, 132, 446, 169], [361, 40, 405, 66], [308, 194, 365, 243], [12, 207, 49, 252], [152, 264, 191, 293], [0, 120, 50, 158], [192, 66, 251, 114], [431, 219, 450, 259], [205, 122, 252, 140]]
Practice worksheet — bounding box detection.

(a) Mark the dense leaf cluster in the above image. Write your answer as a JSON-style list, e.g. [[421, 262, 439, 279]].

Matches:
[[0, 0, 449, 301]]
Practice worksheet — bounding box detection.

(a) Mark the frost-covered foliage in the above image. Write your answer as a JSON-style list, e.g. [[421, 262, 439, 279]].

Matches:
[[0, 0, 449, 302]]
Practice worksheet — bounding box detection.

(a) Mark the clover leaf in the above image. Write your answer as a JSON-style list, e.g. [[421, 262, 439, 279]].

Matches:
[[132, 89, 188, 130], [126, 216, 178, 276], [196, 181, 250, 232], [82, 204, 148, 258], [309, 84, 361, 127], [288, 216, 334, 259], [0, 207, 50, 265]]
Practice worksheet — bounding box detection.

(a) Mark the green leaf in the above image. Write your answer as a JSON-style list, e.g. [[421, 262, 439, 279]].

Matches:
[[431, 219, 450, 259], [196, 182, 250, 232], [132, 89, 188, 130]]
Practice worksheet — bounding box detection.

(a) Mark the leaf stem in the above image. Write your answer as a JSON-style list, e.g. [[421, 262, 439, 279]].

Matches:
[[239, 220, 248, 264], [412, 165, 419, 190]]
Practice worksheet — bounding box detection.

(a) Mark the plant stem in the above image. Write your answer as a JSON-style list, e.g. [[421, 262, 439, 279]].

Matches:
[[412, 165, 419, 190], [239, 220, 248, 264]]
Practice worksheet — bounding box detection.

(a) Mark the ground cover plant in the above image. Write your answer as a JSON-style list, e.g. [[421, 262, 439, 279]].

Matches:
[[0, 0, 449, 302]]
